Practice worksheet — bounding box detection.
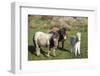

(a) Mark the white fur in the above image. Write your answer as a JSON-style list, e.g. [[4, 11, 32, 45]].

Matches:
[[75, 32, 81, 56], [34, 31, 58, 57], [34, 32, 52, 56], [71, 32, 81, 56]]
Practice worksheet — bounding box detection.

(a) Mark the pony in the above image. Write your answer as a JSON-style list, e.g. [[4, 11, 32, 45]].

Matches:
[[33, 31, 59, 57], [50, 27, 68, 49]]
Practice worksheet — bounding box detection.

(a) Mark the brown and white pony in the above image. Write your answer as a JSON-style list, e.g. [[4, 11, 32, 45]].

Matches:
[[33, 31, 59, 57]]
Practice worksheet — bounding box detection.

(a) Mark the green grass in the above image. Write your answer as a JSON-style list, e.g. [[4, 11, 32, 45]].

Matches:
[[28, 28, 88, 61]]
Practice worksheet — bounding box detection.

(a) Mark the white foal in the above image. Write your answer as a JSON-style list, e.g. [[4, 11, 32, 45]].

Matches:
[[70, 32, 81, 56], [75, 32, 81, 56]]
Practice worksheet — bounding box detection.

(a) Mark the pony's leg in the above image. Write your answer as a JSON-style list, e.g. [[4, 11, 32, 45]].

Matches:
[[62, 40, 64, 48], [47, 49, 51, 57], [47, 41, 51, 57], [36, 47, 40, 56], [47, 46, 51, 57], [53, 48, 56, 57], [58, 42, 60, 48], [35, 40, 40, 56]]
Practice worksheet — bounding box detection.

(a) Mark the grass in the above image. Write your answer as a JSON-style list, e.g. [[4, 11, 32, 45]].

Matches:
[[28, 28, 88, 61]]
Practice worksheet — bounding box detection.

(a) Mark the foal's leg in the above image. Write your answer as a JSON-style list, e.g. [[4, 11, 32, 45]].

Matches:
[[77, 43, 80, 56], [75, 45, 78, 56], [71, 45, 74, 53]]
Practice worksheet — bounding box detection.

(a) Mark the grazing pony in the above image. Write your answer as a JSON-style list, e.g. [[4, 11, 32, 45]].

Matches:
[[70, 32, 81, 56], [33, 31, 59, 57]]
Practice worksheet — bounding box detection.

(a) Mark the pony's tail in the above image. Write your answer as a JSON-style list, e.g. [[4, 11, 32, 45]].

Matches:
[[33, 34, 36, 48]]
